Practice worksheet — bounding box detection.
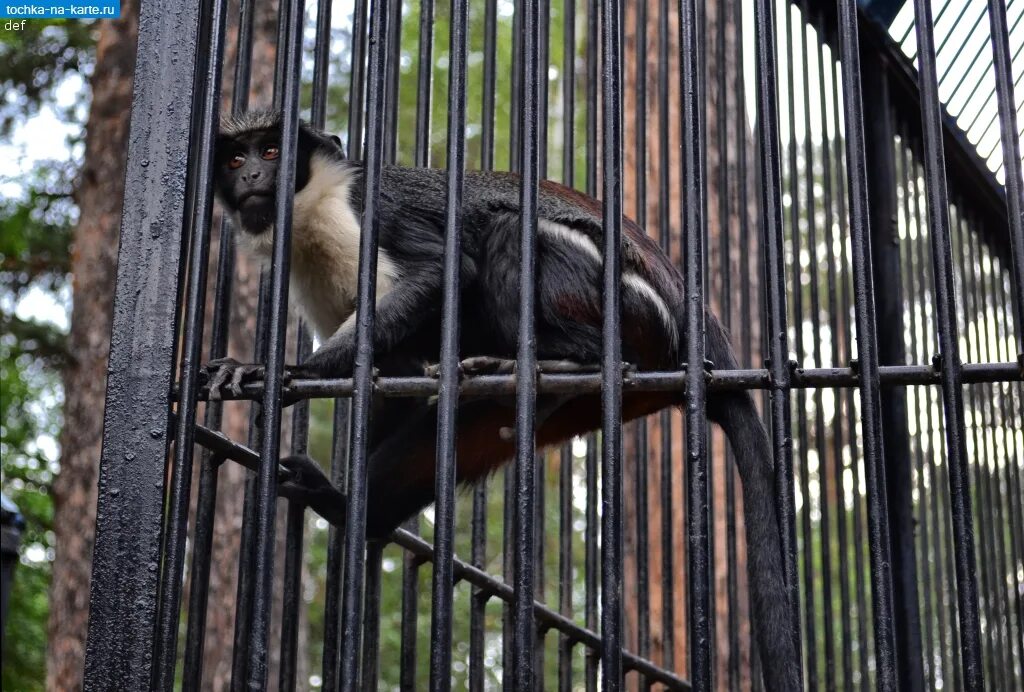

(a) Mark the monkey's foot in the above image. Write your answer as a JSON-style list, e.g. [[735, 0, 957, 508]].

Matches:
[[203, 357, 266, 400], [424, 356, 515, 378], [277, 454, 346, 526]]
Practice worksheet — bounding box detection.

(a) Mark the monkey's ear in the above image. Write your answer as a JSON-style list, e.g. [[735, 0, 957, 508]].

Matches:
[[330, 134, 343, 151]]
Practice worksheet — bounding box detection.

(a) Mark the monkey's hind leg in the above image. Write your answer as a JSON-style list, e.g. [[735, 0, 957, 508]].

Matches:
[[277, 454, 346, 525]]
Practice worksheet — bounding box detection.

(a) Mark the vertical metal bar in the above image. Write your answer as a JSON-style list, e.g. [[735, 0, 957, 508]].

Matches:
[[800, 21, 837, 690], [465, 420, 485, 671], [994, 255, 1024, 681], [322, 399, 351, 689], [82, 1, 203, 687], [714, 0, 738, 685], [339, 0, 391, 687], [908, 142, 963, 692], [815, 30, 854, 692], [783, 7, 816, 683], [978, 229, 1015, 688], [396, 1, 433, 687], [957, 209, 999, 689], [586, 0, 599, 199], [359, 543, 384, 691], [384, 0, 402, 163], [678, 0, 709, 683], [428, 0, 468, 683], [833, 0, 900, 687], [539, 0, 551, 180], [467, 0, 491, 686], [182, 0, 256, 683], [480, 0, 496, 171], [600, 0, 624, 684], [558, 444, 574, 692], [246, 0, 305, 686], [558, 2, 576, 681], [751, 0, 801, 673], [987, 0, 1024, 352], [735, 0, 759, 685], [563, 0, 576, 188], [278, 502, 305, 692], [860, 50, 924, 692], [348, 0, 369, 159], [230, 278, 269, 691], [278, 321, 313, 692], [511, 0, 541, 687], [279, 0, 335, 682], [909, 0, 985, 684], [585, 441, 600, 692], [897, 130, 938, 691], [832, 55, 873, 688], [534, 5, 552, 681], [585, 4, 600, 687], [656, 0, 675, 672], [153, 0, 228, 681]]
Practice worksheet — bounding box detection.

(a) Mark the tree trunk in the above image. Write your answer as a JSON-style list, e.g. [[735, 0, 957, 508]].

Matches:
[[46, 6, 139, 690]]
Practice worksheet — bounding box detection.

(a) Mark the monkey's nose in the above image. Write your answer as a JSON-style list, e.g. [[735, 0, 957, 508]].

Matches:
[[243, 170, 261, 183]]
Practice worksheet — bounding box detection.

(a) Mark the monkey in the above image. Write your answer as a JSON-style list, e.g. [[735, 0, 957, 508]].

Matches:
[[206, 110, 800, 690]]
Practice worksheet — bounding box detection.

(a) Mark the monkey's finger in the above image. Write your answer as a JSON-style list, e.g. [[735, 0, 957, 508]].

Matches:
[[227, 366, 248, 399], [458, 356, 517, 376], [207, 365, 236, 401]]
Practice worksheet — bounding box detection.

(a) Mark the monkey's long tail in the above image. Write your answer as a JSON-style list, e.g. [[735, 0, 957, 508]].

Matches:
[[704, 315, 802, 692]]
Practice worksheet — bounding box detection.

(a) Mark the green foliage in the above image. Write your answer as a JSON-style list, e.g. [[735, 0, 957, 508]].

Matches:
[[0, 20, 94, 135], [0, 321, 63, 692], [1, 19, 88, 687]]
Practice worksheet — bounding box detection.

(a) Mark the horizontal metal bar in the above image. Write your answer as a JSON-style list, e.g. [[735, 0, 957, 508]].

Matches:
[[184, 426, 688, 688], [190, 361, 1024, 401], [387, 528, 691, 691]]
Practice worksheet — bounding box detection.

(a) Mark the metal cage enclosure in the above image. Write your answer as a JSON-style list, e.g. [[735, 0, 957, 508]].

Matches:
[[82, 0, 1023, 688]]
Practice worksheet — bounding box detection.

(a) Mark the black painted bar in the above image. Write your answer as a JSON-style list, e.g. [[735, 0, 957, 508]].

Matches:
[[832, 55, 874, 689], [83, 0, 203, 686], [427, 0, 467, 684], [910, 0, 985, 685], [833, 0, 899, 686], [678, 0, 710, 683], [599, 0, 625, 685], [784, 10, 816, 683], [181, 0, 254, 683], [338, 0, 391, 687], [511, 0, 541, 685], [657, 0, 675, 672], [861, 47, 924, 692], [815, 26, 854, 691], [245, 0, 305, 685], [152, 0, 228, 687], [751, 0, 802, 673]]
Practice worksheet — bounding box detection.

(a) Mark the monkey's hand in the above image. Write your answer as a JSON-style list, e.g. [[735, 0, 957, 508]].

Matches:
[[278, 454, 346, 526], [202, 357, 266, 400], [203, 358, 320, 401]]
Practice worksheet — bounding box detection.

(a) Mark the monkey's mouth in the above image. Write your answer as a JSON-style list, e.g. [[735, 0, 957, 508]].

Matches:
[[237, 190, 273, 206], [236, 192, 275, 234]]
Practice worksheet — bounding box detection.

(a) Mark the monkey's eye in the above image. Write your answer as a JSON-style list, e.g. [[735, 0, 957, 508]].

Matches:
[[261, 145, 280, 160], [228, 153, 245, 170]]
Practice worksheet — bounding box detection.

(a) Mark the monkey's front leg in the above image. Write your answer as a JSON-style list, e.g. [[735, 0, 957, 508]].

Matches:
[[301, 271, 443, 377]]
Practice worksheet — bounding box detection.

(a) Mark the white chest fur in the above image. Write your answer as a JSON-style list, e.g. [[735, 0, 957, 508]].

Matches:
[[238, 155, 399, 341]]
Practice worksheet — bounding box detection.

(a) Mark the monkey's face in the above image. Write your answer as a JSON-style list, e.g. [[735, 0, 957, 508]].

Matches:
[[214, 127, 312, 234]]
